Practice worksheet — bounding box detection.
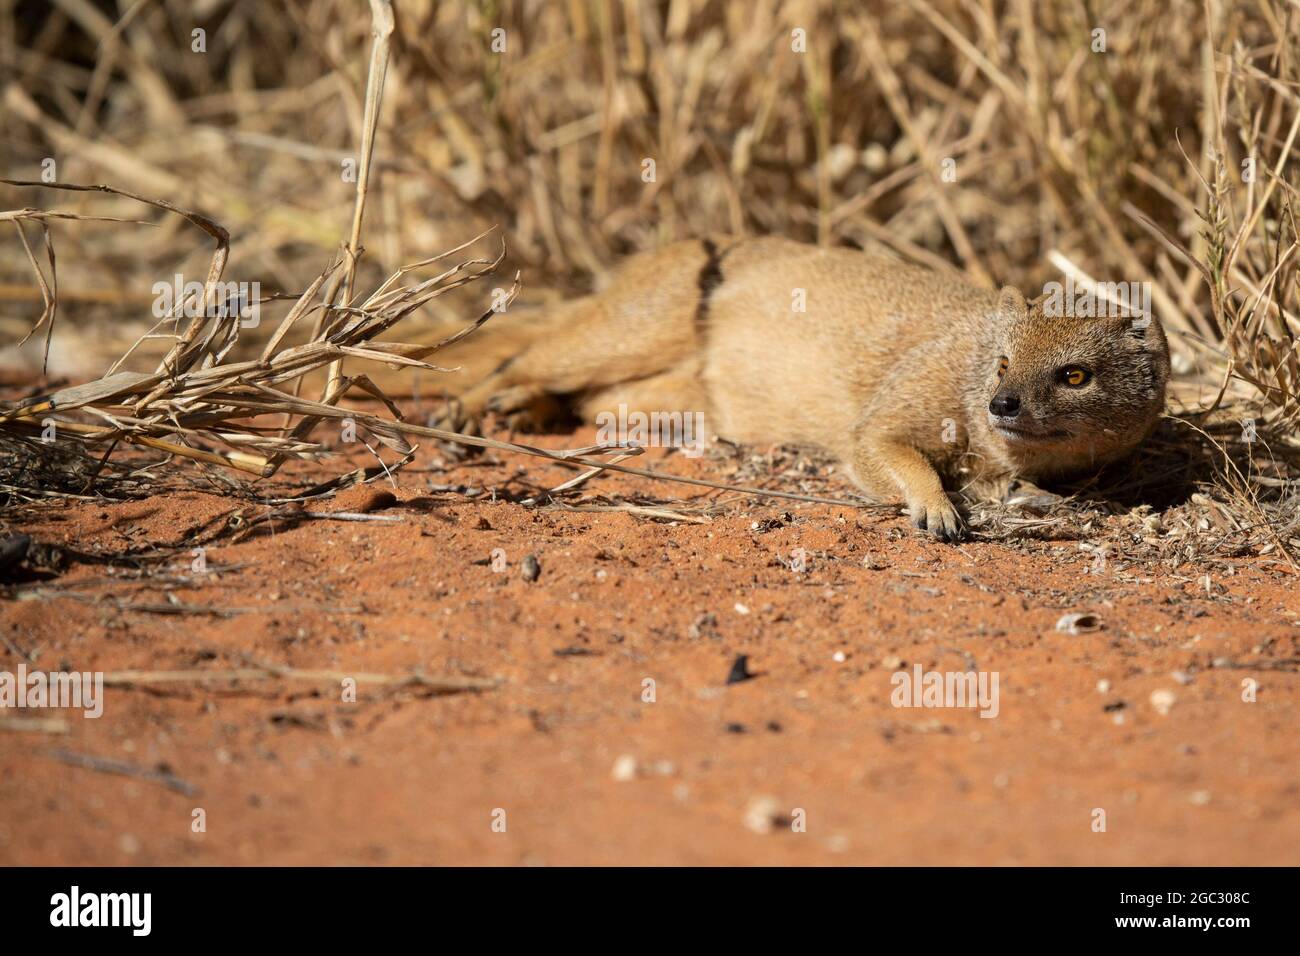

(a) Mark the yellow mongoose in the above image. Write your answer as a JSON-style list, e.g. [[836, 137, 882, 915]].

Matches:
[[439, 236, 1169, 540]]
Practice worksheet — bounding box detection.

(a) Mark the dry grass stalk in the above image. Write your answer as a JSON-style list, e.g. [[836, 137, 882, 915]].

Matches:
[[0, 179, 873, 512], [1, 1, 1298, 550], [101, 667, 498, 693]]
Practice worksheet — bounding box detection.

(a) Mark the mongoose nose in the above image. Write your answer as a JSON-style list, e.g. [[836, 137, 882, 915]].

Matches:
[[989, 394, 1021, 417]]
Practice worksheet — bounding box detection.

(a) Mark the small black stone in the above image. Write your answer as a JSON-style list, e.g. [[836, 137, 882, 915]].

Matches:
[[726, 653, 756, 684], [0, 533, 31, 574]]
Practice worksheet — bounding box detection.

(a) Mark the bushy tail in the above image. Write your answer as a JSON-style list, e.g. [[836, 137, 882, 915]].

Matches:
[[371, 303, 565, 398]]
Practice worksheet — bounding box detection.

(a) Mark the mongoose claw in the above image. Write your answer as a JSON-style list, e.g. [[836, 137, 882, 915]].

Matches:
[[908, 496, 966, 543]]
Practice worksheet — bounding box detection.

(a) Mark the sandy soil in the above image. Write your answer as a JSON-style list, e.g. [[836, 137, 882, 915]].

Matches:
[[1, 410, 1297, 866]]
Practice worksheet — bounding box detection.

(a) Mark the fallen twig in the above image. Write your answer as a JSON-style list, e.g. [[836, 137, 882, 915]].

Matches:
[[45, 749, 199, 796]]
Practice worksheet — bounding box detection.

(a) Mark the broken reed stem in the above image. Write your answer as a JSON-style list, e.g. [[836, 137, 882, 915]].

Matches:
[[35, 419, 270, 474], [319, 0, 395, 398], [101, 667, 498, 692], [0, 715, 70, 734], [547, 451, 639, 494]]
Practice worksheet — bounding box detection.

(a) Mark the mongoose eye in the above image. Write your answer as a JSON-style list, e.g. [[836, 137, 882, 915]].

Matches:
[[996, 356, 1009, 379], [1059, 366, 1093, 387]]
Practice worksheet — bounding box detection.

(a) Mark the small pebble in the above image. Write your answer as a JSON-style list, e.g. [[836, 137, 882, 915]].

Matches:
[[1150, 688, 1177, 715], [611, 754, 637, 782], [1056, 612, 1103, 634], [521, 554, 541, 582], [743, 796, 782, 835]]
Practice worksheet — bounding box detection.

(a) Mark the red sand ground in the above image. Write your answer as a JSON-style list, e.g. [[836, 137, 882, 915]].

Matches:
[[1, 418, 1297, 865]]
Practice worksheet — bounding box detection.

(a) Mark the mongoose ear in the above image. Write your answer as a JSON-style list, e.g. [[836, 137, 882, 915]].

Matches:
[[997, 286, 1028, 323], [1106, 312, 1164, 345]]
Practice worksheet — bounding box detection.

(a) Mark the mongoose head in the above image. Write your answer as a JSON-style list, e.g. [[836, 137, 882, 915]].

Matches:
[[978, 286, 1170, 478]]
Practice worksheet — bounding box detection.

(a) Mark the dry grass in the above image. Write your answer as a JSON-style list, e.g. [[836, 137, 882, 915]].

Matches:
[[1, 0, 1298, 558]]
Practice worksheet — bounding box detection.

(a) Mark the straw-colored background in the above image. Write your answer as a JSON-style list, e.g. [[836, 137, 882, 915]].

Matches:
[[1, 0, 1296, 433]]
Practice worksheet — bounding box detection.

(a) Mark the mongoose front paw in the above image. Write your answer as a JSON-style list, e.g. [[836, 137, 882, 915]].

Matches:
[[485, 387, 567, 432], [907, 495, 966, 542], [429, 399, 480, 434]]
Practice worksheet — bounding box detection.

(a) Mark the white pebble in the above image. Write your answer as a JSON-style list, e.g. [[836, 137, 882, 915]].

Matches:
[[1150, 689, 1177, 716], [1056, 612, 1102, 634], [611, 754, 638, 782], [743, 795, 782, 835]]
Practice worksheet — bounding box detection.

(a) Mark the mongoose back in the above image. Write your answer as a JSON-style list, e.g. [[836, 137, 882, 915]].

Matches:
[[440, 236, 1169, 540]]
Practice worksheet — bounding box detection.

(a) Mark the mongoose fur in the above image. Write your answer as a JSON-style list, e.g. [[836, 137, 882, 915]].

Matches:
[[435, 236, 1169, 540]]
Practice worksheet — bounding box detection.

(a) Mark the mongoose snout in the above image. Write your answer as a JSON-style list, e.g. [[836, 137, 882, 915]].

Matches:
[[440, 236, 1170, 542], [988, 393, 1021, 418]]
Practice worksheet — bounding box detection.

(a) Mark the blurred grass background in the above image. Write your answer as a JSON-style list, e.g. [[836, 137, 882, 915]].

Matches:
[[0, 0, 1296, 436]]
